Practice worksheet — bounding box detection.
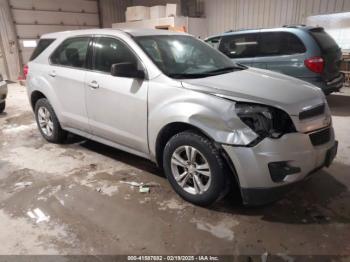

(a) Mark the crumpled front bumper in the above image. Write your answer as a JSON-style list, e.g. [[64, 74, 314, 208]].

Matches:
[[222, 127, 337, 205]]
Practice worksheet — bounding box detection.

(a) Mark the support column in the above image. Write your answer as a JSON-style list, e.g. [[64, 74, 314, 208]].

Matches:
[[0, 0, 21, 80]]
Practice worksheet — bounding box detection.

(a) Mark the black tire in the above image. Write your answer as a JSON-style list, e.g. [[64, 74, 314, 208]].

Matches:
[[163, 131, 227, 206], [0, 101, 5, 113], [34, 98, 67, 143]]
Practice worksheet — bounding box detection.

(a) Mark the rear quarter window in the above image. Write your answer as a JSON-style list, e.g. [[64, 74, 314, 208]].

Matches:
[[29, 39, 55, 61], [309, 29, 339, 52]]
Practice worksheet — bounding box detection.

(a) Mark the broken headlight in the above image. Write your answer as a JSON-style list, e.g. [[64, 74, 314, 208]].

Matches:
[[235, 102, 296, 144]]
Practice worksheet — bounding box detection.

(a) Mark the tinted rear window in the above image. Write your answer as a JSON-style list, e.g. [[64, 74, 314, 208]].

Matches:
[[258, 32, 306, 56], [218, 32, 306, 59], [30, 39, 55, 61], [309, 29, 339, 52]]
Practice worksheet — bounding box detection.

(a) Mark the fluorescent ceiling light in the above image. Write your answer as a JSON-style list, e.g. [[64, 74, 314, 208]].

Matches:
[[22, 40, 37, 48]]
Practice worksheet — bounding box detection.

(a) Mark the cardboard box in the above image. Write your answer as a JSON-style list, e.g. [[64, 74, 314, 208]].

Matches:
[[166, 3, 180, 17], [150, 5, 166, 19], [125, 6, 150, 22]]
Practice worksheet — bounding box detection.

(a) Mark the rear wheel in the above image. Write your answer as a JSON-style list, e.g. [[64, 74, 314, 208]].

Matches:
[[34, 98, 67, 143], [163, 131, 227, 206], [0, 101, 5, 113]]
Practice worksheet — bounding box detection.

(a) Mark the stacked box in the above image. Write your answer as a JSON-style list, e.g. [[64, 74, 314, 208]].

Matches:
[[125, 6, 150, 22], [166, 4, 180, 17], [150, 5, 166, 19]]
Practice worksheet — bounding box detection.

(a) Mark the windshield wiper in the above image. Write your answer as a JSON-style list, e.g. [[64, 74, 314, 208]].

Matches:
[[168, 73, 212, 79], [168, 65, 247, 79], [204, 65, 246, 75]]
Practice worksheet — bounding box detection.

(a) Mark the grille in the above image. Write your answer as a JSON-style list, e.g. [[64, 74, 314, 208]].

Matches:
[[299, 104, 325, 120], [309, 128, 331, 146]]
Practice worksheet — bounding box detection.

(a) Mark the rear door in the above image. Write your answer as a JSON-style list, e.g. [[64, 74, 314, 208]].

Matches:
[[253, 32, 307, 76], [218, 33, 258, 66], [48, 37, 91, 132], [309, 28, 342, 81]]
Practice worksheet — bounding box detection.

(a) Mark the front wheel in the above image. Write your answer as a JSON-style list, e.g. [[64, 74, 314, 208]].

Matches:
[[163, 131, 227, 206]]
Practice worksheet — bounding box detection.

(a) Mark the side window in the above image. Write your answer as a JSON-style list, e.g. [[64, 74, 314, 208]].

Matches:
[[93, 37, 138, 73], [205, 37, 221, 49], [218, 34, 258, 59], [284, 33, 306, 54], [50, 37, 90, 68], [257, 32, 306, 57]]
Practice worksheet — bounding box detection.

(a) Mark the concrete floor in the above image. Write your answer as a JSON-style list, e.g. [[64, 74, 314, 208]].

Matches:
[[0, 83, 350, 259]]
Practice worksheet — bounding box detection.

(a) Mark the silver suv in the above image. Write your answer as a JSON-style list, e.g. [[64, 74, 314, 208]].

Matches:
[[26, 29, 338, 206]]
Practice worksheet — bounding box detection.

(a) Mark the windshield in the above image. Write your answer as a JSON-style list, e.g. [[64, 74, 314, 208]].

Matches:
[[135, 35, 244, 79]]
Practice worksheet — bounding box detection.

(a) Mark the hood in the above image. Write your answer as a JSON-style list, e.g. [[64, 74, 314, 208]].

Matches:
[[181, 68, 325, 116]]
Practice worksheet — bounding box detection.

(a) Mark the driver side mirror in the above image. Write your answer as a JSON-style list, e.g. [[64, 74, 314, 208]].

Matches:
[[111, 62, 145, 79]]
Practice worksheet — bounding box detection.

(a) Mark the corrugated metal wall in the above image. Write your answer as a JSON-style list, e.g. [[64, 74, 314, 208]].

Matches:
[[100, 0, 132, 27], [205, 0, 350, 37]]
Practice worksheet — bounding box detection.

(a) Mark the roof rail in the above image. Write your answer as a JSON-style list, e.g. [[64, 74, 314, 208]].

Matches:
[[282, 24, 307, 28], [224, 28, 260, 33], [224, 25, 316, 34]]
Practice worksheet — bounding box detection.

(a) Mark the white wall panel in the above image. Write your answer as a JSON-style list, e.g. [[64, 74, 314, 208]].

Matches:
[[10, 0, 98, 13], [9, 0, 99, 65], [0, 0, 21, 80], [12, 9, 99, 26], [16, 25, 95, 39], [204, 0, 350, 37]]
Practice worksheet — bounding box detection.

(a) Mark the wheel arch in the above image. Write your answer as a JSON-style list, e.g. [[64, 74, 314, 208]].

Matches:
[[155, 121, 242, 200], [155, 122, 212, 167], [30, 90, 47, 110]]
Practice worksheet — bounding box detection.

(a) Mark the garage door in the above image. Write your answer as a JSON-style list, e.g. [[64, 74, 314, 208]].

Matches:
[[9, 0, 100, 65]]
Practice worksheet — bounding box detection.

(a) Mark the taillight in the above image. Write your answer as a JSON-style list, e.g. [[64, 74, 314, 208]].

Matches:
[[304, 57, 324, 74], [19, 65, 29, 80], [23, 65, 29, 79]]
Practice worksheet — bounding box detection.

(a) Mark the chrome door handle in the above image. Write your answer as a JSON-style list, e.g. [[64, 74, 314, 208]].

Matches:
[[88, 81, 99, 89], [48, 71, 56, 77]]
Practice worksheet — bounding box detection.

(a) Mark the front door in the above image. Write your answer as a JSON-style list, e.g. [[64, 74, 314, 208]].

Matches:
[[85, 36, 149, 153]]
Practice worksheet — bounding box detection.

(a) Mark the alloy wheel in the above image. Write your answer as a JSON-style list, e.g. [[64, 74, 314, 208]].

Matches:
[[170, 145, 211, 195], [37, 107, 54, 137]]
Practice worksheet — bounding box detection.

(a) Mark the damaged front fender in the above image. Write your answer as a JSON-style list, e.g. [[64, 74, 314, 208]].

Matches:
[[148, 82, 258, 158]]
